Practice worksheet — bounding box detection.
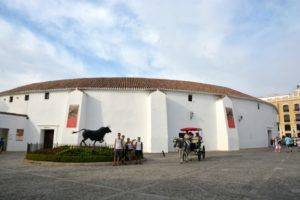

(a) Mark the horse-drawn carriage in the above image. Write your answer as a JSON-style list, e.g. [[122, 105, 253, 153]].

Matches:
[[173, 127, 205, 163]]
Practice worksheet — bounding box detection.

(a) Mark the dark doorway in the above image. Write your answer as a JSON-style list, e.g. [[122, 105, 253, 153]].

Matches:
[[267, 130, 272, 147], [43, 130, 54, 149], [0, 128, 9, 151]]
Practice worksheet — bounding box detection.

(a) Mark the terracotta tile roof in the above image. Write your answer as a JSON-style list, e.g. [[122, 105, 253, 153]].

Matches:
[[0, 77, 258, 100]]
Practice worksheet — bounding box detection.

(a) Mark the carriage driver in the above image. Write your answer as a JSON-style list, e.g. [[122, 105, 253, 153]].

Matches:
[[183, 132, 190, 141], [183, 132, 192, 149], [195, 132, 202, 141]]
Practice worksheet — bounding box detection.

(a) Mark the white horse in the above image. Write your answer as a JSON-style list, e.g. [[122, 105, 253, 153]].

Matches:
[[173, 137, 191, 164]]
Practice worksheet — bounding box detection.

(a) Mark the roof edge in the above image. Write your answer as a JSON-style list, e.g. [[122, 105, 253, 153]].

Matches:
[[0, 111, 29, 119], [0, 77, 260, 103]]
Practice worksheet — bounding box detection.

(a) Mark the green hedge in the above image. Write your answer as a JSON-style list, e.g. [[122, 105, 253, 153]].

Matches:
[[26, 146, 114, 163], [26, 153, 113, 162]]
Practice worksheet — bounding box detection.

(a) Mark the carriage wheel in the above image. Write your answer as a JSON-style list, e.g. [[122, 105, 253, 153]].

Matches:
[[202, 146, 206, 159]]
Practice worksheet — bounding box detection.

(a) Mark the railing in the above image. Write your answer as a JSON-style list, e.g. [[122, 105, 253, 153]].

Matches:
[[27, 143, 44, 153]]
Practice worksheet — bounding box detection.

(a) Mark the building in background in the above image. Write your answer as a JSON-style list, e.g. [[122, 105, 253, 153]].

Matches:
[[261, 85, 300, 138]]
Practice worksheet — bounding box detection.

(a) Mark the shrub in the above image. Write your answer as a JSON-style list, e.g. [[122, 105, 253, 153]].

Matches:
[[26, 146, 114, 163]]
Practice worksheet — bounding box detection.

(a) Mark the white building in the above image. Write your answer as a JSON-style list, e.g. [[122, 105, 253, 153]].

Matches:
[[0, 77, 278, 152]]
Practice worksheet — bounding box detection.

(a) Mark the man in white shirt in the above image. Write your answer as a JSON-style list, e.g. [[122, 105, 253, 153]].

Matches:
[[113, 133, 123, 166], [135, 137, 143, 164]]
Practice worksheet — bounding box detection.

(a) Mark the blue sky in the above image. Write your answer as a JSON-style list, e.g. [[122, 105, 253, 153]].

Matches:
[[0, 0, 299, 96]]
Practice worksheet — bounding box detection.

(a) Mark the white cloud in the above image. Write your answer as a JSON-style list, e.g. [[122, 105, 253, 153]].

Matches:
[[123, 0, 300, 96], [3, 0, 116, 28], [0, 18, 87, 91], [0, 0, 299, 96]]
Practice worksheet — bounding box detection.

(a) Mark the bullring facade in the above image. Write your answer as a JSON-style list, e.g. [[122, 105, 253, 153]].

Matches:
[[0, 77, 278, 152]]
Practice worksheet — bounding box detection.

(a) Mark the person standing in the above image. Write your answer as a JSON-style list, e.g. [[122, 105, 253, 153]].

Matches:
[[135, 137, 143, 164], [121, 135, 126, 165], [125, 138, 133, 161], [0, 138, 4, 153], [274, 137, 281, 153], [285, 136, 293, 152], [113, 133, 123, 166], [271, 137, 275, 148]]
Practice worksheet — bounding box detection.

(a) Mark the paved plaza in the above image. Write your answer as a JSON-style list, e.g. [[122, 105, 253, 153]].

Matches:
[[0, 148, 299, 200]]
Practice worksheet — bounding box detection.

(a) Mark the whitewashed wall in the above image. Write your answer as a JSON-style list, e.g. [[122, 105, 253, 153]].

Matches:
[[62, 90, 85, 145], [166, 92, 218, 151], [0, 114, 28, 151], [84, 90, 149, 149], [25, 91, 69, 146], [215, 96, 239, 151], [216, 97, 229, 150], [0, 88, 278, 152], [0, 90, 152, 151], [0, 94, 28, 114], [0, 91, 70, 146], [147, 90, 168, 153], [232, 98, 277, 148]]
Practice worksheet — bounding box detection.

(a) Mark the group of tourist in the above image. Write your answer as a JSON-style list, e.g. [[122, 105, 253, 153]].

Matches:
[[272, 135, 298, 153], [113, 132, 143, 166]]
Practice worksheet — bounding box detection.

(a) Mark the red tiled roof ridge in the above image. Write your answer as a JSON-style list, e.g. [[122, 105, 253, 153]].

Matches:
[[0, 77, 257, 101]]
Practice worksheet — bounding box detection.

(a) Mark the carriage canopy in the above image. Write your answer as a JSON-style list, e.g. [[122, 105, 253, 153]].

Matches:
[[180, 127, 202, 132]]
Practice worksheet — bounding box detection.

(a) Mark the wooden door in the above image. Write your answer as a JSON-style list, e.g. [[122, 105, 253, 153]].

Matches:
[[43, 130, 54, 149]]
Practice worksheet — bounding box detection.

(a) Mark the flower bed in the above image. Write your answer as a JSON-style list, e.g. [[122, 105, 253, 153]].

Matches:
[[26, 146, 114, 162]]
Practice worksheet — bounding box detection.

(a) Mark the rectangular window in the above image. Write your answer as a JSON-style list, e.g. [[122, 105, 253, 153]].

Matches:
[[44, 92, 49, 100], [295, 104, 300, 111], [284, 115, 290, 122], [297, 124, 300, 131], [283, 105, 289, 112], [9, 96, 13, 102], [257, 103, 260, 110], [188, 94, 193, 102], [24, 94, 29, 101], [296, 114, 300, 122], [285, 124, 291, 131]]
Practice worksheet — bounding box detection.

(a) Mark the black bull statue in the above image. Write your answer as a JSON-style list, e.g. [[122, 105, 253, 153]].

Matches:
[[72, 126, 112, 146]]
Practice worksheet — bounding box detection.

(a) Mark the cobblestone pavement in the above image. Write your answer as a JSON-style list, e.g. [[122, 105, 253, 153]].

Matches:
[[0, 148, 299, 200]]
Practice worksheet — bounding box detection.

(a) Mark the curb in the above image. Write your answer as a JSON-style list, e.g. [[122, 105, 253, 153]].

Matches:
[[23, 158, 147, 167]]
